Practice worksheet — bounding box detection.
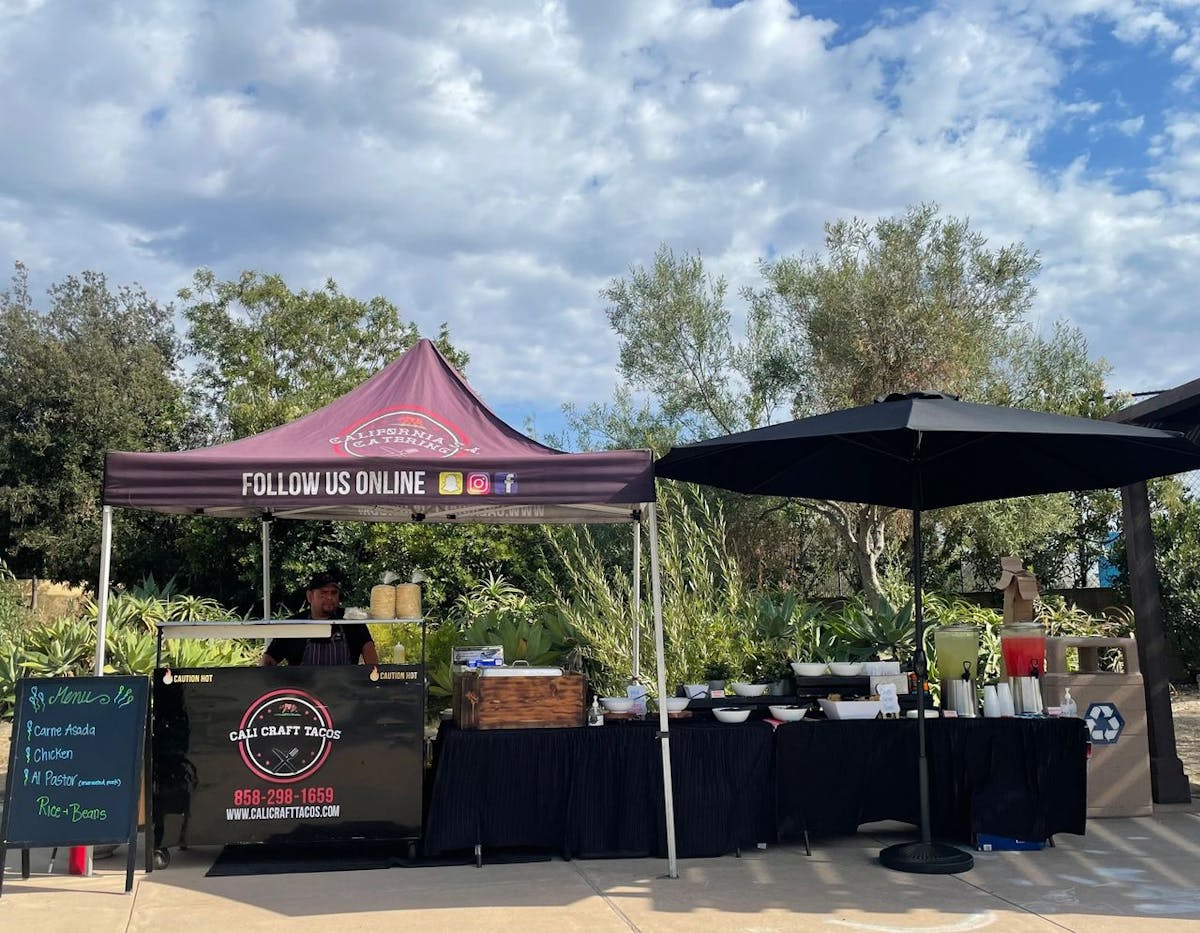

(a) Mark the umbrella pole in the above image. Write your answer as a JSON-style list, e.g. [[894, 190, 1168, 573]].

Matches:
[[913, 507, 931, 845], [879, 507, 974, 874]]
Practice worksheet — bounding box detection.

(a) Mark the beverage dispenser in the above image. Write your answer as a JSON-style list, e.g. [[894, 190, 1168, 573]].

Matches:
[[1000, 622, 1046, 714], [934, 624, 979, 717]]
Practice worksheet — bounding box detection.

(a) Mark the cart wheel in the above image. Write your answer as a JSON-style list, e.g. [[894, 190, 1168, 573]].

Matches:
[[153, 848, 170, 870], [407, 841, 417, 861]]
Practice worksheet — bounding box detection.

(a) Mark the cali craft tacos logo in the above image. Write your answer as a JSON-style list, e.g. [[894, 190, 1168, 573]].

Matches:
[[330, 407, 479, 458], [230, 689, 341, 783]]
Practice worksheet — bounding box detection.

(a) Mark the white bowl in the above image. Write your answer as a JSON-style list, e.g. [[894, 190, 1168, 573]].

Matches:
[[663, 697, 691, 713], [818, 698, 882, 720], [768, 704, 807, 722], [713, 707, 752, 724], [791, 661, 828, 677], [828, 662, 865, 676], [729, 682, 770, 697], [600, 697, 635, 713]]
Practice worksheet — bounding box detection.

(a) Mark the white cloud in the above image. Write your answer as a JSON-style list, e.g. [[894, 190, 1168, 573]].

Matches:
[[3, 0, 1200, 429]]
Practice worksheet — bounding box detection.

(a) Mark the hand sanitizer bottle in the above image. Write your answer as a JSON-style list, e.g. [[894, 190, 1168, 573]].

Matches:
[[1060, 688, 1077, 718], [588, 697, 604, 726]]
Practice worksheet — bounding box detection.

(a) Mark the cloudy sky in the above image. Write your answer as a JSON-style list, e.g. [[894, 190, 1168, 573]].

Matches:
[[3, 0, 1199, 440]]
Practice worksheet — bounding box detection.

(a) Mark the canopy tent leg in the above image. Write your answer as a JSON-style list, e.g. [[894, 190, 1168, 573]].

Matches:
[[647, 502, 678, 879], [84, 503, 116, 882], [261, 517, 272, 620], [94, 505, 114, 676], [632, 518, 642, 680]]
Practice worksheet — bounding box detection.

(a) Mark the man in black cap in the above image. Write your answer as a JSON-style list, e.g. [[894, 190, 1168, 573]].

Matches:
[[261, 570, 378, 666]]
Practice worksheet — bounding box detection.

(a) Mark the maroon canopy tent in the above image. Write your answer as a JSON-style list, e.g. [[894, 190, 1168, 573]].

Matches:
[[97, 339, 681, 874], [105, 338, 653, 522]]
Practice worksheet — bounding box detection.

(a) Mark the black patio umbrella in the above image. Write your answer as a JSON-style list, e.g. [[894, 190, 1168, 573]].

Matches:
[[655, 391, 1200, 874]]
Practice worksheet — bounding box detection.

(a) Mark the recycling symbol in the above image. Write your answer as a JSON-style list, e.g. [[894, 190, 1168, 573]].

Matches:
[[1084, 702, 1125, 745]]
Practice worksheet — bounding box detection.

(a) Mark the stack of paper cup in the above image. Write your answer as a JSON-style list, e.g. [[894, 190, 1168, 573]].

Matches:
[[394, 583, 422, 619], [996, 682, 1016, 717], [370, 584, 397, 620], [982, 684, 1001, 718]]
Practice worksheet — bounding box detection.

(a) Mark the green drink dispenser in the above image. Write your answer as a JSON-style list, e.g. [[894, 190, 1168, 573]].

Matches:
[[934, 624, 979, 718]]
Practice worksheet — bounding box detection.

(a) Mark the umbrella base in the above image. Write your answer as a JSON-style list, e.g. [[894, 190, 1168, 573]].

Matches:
[[879, 841, 974, 874]]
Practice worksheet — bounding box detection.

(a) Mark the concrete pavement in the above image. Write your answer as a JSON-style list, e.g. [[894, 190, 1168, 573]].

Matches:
[[4, 801, 1200, 933]]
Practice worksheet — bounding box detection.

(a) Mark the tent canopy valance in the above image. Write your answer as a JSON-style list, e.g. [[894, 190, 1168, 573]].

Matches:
[[103, 339, 653, 522]]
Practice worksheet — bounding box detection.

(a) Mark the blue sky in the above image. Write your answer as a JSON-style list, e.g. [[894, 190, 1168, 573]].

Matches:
[[3, 0, 1200, 444]]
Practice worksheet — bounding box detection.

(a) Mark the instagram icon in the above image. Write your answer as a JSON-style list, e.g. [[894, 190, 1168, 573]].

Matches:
[[466, 472, 491, 495]]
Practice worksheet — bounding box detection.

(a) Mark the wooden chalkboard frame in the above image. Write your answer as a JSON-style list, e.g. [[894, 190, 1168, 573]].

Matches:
[[1, 675, 151, 896]]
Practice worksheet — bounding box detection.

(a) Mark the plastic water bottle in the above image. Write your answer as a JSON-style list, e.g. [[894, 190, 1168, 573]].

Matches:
[[1060, 688, 1078, 719]]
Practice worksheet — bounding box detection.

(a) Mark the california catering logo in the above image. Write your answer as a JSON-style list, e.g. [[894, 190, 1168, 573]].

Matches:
[[330, 407, 479, 459], [229, 689, 341, 783]]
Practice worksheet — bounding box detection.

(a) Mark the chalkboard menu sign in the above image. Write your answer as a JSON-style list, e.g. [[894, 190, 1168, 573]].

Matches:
[[1, 675, 149, 896]]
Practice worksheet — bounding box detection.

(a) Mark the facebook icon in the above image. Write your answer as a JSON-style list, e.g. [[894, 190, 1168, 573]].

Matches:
[[494, 472, 518, 494]]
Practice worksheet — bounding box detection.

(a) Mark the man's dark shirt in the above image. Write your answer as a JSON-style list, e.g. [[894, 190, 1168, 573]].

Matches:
[[264, 610, 373, 666]]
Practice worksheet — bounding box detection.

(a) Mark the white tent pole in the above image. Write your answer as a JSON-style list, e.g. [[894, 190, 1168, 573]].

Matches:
[[261, 517, 272, 620], [632, 517, 642, 680], [647, 501, 678, 878], [94, 505, 114, 676]]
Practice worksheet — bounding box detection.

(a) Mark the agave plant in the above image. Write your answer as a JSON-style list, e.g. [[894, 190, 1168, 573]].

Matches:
[[791, 602, 843, 663], [168, 593, 235, 622], [423, 621, 470, 699], [454, 573, 533, 620], [21, 616, 94, 677], [456, 608, 566, 667], [836, 596, 917, 662], [104, 627, 159, 676], [80, 592, 166, 631], [0, 638, 23, 718], [741, 591, 799, 681], [163, 637, 258, 669]]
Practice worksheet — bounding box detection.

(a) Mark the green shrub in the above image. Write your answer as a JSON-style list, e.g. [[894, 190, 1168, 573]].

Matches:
[[545, 483, 748, 694], [0, 581, 258, 720], [1112, 498, 1200, 679]]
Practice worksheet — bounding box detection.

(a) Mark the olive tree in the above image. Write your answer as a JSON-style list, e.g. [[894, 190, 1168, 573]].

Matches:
[[592, 204, 1110, 607]]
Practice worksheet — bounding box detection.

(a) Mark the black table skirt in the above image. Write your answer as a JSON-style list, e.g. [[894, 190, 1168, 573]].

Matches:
[[424, 719, 776, 858], [775, 718, 1088, 844], [424, 717, 1087, 859]]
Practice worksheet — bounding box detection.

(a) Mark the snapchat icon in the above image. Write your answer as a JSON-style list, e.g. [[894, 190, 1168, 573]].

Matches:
[[439, 472, 464, 495]]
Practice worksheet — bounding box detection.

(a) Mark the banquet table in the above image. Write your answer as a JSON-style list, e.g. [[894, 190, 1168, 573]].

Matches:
[[423, 719, 776, 859], [774, 717, 1088, 844], [423, 716, 1088, 860]]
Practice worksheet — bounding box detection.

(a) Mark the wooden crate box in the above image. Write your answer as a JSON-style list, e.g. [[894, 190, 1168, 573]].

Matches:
[[453, 671, 585, 729]]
